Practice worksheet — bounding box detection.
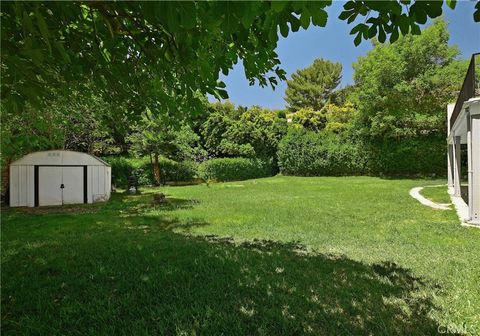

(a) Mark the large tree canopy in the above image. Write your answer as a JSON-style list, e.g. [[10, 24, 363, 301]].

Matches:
[[2, 0, 478, 117], [202, 102, 287, 159], [351, 19, 468, 139], [285, 58, 342, 111]]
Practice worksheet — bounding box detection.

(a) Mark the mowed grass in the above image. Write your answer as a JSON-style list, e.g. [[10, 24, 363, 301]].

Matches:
[[2, 176, 479, 335], [420, 185, 452, 204]]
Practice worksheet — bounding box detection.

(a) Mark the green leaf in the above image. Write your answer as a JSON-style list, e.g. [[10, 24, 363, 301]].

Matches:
[[241, 10, 256, 28], [22, 11, 35, 34], [411, 23, 421, 35], [164, 49, 173, 62], [271, 1, 287, 13], [378, 25, 386, 43], [53, 40, 71, 63], [101, 48, 111, 62], [310, 8, 328, 27], [178, 2, 197, 29], [354, 32, 362, 46], [412, 7, 427, 24], [446, 0, 457, 10], [350, 23, 367, 35], [398, 15, 410, 35], [35, 7, 51, 52], [338, 10, 353, 21], [474, 2, 480, 22], [289, 15, 301, 32], [389, 28, 399, 43], [343, 1, 356, 11], [279, 22, 289, 38], [368, 25, 378, 38], [21, 48, 44, 67], [213, 88, 229, 100], [300, 10, 311, 29], [347, 12, 358, 24]]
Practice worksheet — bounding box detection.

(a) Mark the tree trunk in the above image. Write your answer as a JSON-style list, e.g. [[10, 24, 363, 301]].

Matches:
[[149, 152, 154, 179], [153, 153, 161, 186], [1, 158, 11, 205]]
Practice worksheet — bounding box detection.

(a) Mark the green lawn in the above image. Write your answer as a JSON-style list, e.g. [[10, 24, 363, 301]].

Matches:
[[420, 185, 452, 204], [2, 176, 479, 335]]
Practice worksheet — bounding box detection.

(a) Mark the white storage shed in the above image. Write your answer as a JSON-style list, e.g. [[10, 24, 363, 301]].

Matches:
[[9, 150, 111, 207]]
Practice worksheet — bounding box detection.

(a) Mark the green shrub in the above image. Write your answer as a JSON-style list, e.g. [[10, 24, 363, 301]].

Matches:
[[102, 156, 198, 187], [101, 156, 146, 187], [278, 129, 363, 176], [158, 159, 198, 185], [361, 136, 446, 176], [199, 157, 274, 182], [277, 128, 446, 176]]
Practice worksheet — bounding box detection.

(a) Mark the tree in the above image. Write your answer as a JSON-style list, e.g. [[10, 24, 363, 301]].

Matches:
[[2, 1, 477, 117], [50, 89, 125, 155], [351, 19, 468, 139], [285, 59, 342, 111], [1, 104, 63, 163], [291, 108, 327, 131], [324, 102, 357, 133], [128, 109, 203, 185], [0, 83, 127, 161], [330, 85, 356, 106], [202, 102, 287, 159]]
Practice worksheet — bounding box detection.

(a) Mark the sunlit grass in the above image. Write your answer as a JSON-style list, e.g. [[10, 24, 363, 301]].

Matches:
[[420, 185, 451, 204]]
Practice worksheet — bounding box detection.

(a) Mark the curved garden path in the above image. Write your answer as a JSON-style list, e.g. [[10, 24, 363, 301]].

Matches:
[[409, 185, 451, 210]]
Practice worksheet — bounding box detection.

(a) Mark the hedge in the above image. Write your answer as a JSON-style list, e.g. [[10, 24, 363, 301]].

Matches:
[[277, 129, 364, 176], [102, 156, 197, 187], [362, 136, 446, 175], [199, 157, 275, 182], [277, 128, 446, 176]]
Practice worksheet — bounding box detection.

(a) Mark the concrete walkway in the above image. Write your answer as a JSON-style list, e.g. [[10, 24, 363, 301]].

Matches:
[[409, 185, 451, 210]]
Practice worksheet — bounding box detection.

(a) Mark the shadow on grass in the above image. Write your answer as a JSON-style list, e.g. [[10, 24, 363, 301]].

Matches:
[[1, 194, 446, 335]]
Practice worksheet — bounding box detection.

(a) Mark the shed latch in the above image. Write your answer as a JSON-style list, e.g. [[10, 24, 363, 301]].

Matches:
[[60, 184, 64, 189]]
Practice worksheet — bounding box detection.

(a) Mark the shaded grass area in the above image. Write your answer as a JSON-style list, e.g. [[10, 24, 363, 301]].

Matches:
[[420, 185, 452, 204], [2, 176, 479, 334]]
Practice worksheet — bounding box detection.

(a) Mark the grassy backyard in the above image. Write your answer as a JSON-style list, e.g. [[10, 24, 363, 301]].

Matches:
[[2, 176, 479, 335]]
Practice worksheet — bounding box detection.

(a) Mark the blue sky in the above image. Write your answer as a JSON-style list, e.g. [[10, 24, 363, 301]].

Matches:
[[216, 1, 480, 110]]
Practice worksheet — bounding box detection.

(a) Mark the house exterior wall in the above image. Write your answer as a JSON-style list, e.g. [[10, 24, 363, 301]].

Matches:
[[469, 113, 480, 222], [448, 99, 480, 225]]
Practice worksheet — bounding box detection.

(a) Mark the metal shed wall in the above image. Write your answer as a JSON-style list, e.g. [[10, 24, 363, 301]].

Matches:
[[9, 150, 111, 207], [10, 165, 35, 207]]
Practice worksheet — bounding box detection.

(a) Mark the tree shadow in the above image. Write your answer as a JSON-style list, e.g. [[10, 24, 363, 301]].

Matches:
[[2, 206, 450, 335]]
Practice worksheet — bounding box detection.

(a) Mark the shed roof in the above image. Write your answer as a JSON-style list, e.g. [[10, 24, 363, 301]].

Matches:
[[10, 150, 110, 166]]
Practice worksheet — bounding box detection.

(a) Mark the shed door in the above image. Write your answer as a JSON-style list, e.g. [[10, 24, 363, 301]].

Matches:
[[62, 167, 84, 204], [38, 166, 84, 206], [38, 167, 63, 206]]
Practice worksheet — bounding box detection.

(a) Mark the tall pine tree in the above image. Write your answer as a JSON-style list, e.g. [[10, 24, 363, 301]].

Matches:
[[284, 58, 342, 112]]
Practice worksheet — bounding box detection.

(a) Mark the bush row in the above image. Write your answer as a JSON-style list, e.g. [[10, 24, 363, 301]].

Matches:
[[102, 156, 275, 186], [361, 136, 446, 175], [199, 157, 275, 182], [277, 129, 362, 176], [277, 128, 446, 176], [102, 156, 197, 187], [104, 130, 446, 186]]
